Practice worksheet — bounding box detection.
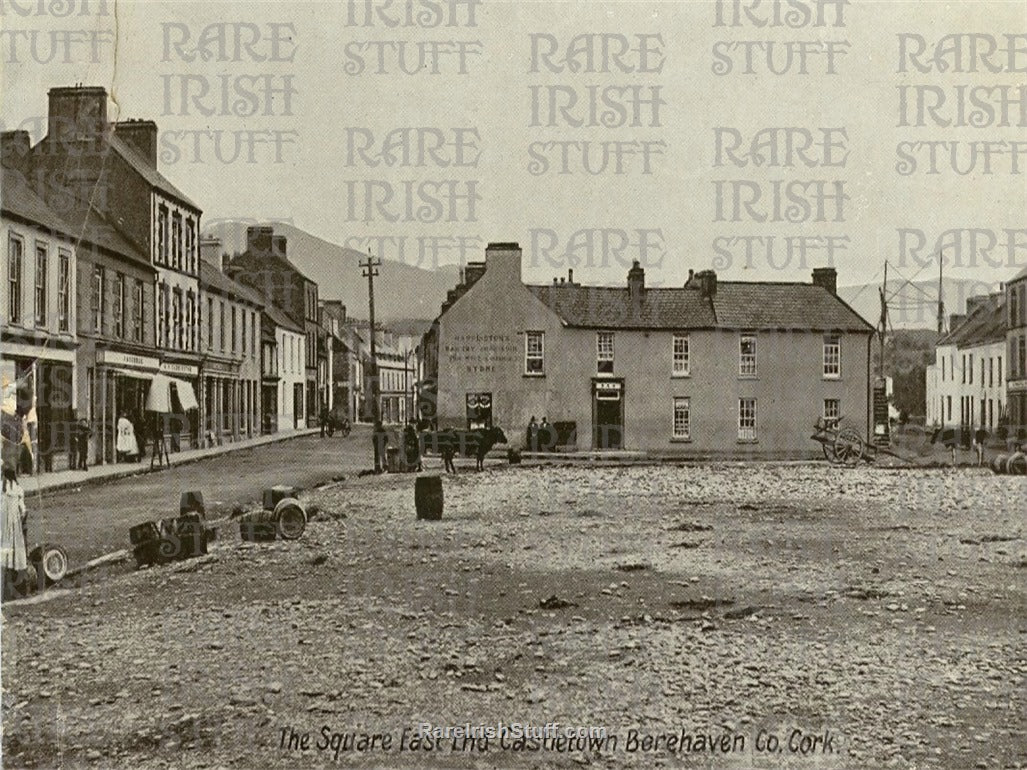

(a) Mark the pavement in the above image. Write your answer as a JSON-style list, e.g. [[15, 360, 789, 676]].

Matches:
[[19, 427, 321, 495]]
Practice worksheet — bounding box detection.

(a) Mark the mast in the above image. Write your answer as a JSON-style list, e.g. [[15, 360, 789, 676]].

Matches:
[[936, 251, 945, 334]]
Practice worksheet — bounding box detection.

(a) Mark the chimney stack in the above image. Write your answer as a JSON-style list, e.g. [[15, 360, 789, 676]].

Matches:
[[246, 225, 274, 254], [272, 234, 287, 259], [199, 235, 222, 267], [568, 268, 574, 284], [47, 86, 108, 149], [113, 120, 158, 166], [949, 313, 965, 331], [627, 260, 645, 300], [0, 131, 32, 173], [463, 261, 486, 286], [696, 269, 717, 299], [812, 267, 837, 295], [483, 242, 522, 288]]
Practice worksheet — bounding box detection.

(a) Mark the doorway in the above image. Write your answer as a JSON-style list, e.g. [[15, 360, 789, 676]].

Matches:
[[592, 379, 624, 449]]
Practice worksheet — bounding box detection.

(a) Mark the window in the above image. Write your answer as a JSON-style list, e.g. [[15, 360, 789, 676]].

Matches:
[[172, 288, 183, 348], [58, 250, 70, 332], [133, 279, 144, 341], [998, 356, 1003, 385], [7, 234, 23, 324], [186, 290, 196, 350], [161, 284, 170, 347], [941, 356, 946, 381], [989, 357, 993, 388], [171, 214, 182, 270], [672, 397, 690, 439], [157, 207, 169, 265], [823, 398, 840, 421], [961, 355, 966, 384], [525, 330, 544, 375], [34, 243, 47, 326], [1019, 336, 1027, 378], [946, 395, 952, 421], [823, 334, 840, 378], [113, 273, 125, 338], [93, 265, 105, 334], [251, 311, 257, 355], [185, 219, 195, 274], [672, 334, 689, 376], [739, 333, 757, 377], [738, 398, 757, 440], [597, 332, 614, 374], [219, 301, 226, 351], [231, 306, 238, 353], [969, 354, 973, 384], [242, 309, 247, 354], [207, 297, 214, 349], [981, 358, 985, 387]]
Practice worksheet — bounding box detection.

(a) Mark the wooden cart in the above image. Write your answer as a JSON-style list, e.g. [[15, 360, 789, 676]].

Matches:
[[810, 416, 877, 466]]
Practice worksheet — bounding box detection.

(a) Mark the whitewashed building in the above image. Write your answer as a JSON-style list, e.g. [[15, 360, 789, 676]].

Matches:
[[926, 293, 1006, 431]]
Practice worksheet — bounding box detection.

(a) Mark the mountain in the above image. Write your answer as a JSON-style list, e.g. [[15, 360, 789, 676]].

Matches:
[[838, 277, 1002, 330], [202, 222, 460, 322]]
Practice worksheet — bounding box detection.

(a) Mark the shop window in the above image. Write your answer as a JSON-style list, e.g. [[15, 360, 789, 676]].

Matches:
[[823, 334, 840, 378], [157, 206, 169, 265], [738, 398, 757, 441], [8, 234, 24, 324], [466, 392, 492, 430], [34, 242, 47, 326], [739, 333, 757, 377], [525, 331, 544, 375], [596, 332, 614, 374], [672, 397, 690, 439]]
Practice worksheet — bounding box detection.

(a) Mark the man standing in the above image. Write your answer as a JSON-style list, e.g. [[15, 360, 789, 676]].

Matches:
[[372, 420, 388, 473]]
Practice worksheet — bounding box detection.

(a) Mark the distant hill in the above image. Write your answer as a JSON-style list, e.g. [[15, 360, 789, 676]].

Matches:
[[838, 277, 1001, 330], [203, 221, 459, 322]]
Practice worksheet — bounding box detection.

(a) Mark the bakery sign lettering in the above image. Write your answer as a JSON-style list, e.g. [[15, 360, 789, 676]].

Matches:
[[444, 333, 520, 374]]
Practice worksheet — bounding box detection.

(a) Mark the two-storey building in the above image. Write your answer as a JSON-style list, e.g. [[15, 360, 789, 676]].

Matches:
[[426, 243, 874, 455]]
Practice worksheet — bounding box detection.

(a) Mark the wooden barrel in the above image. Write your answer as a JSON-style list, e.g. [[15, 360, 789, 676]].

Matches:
[[129, 521, 161, 568], [508, 448, 522, 465], [991, 454, 1008, 474], [175, 513, 208, 559], [28, 543, 69, 587], [415, 476, 443, 521], [239, 510, 277, 542], [1007, 452, 1027, 475], [273, 498, 307, 540], [179, 490, 205, 516]]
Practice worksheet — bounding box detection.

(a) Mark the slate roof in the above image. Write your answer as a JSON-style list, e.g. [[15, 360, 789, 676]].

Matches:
[[108, 134, 199, 210], [2, 168, 151, 268], [1012, 264, 1027, 283], [0, 167, 76, 238], [526, 281, 873, 332], [199, 260, 265, 307], [262, 302, 305, 335], [937, 294, 1006, 348]]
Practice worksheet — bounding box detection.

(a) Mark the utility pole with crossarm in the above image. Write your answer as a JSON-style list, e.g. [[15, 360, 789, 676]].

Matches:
[[360, 253, 382, 424]]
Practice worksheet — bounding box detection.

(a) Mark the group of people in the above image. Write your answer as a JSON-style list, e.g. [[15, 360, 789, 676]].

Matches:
[[526, 416, 558, 452], [371, 420, 425, 474]]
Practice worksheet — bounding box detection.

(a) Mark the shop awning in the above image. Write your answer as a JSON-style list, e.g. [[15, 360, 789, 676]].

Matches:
[[145, 374, 199, 413], [110, 368, 155, 381]]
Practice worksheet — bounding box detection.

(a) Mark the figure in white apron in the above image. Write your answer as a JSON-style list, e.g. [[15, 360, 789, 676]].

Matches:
[[116, 413, 140, 462]]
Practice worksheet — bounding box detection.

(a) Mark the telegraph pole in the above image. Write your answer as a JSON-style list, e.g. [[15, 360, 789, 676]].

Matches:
[[937, 252, 945, 334], [360, 253, 382, 424]]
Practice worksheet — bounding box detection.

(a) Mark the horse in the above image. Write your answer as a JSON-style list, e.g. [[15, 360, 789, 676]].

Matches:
[[474, 426, 508, 471]]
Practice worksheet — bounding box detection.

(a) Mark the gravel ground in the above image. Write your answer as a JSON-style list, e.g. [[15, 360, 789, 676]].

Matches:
[[2, 462, 1025, 769]]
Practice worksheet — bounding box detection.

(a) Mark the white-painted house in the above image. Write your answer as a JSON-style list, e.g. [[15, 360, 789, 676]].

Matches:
[[926, 293, 1006, 431]]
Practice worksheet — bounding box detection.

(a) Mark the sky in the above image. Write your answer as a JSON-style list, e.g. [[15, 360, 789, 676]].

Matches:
[[2, 0, 1025, 297]]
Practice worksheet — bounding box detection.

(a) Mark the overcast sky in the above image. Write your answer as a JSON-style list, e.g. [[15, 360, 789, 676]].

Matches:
[[2, 0, 1024, 296]]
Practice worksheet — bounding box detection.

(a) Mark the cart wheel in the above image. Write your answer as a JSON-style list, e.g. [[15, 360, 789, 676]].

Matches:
[[29, 544, 69, 587], [822, 441, 839, 464], [834, 428, 864, 467]]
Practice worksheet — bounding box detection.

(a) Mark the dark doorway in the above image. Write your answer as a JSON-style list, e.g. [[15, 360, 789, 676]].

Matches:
[[592, 379, 624, 449], [293, 383, 303, 428]]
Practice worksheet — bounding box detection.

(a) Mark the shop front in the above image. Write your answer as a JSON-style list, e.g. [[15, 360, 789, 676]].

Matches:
[[1, 345, 76, 473], [201, 358, 241, 446], [94, 350, 159, 465], [159, 361, 200, 451]]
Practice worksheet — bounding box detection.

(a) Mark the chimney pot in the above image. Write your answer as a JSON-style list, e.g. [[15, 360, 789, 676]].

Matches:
[[568, 268, 574, 283], [113, 120, 158, 166], [696, 269, 717, 299]]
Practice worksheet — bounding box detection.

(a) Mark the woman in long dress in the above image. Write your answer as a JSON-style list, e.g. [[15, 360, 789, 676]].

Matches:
[[2, 466, 28, 599], [116, 413, 139, 462]]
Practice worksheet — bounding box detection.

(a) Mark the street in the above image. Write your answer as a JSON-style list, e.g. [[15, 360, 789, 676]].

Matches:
[[21, 430, 389, 567], [2, 461, 1024, 768]]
